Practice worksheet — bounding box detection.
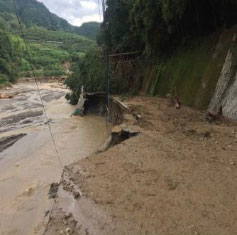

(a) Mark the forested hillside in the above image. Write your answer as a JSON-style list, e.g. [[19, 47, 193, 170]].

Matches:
[[0, 0, 72, 31], [99, 0, 236, 54], [75, 22, 101, 40], [0, 0, 97, 86], [66, 0, 237, 110], [0, 0, 100, 39], [0, 16, 26, 87]]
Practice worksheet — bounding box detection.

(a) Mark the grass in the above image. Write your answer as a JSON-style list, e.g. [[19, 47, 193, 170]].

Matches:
[[19, 42, 68, 77], [146, 29, 235, 109], [25, 26, 95, 53]]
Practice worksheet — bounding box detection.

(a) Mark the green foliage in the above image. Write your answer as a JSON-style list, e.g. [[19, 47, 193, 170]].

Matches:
[[145, 30, 236, 109], [23, 42, 68, 78], [65, 47, 106, 104], [0, 25, 25, 84], [0, 2, 96, 84], [0, 0, 73, 31], [24, 26, 95, 52], [65, 45, 145, 104], [67, 0, 237, 102], [0, 74, 9, 86], [100, 0, 237, 56], [75, 22, 101, 40], [20, 26, 95, 78], [99, 0, 140, 52]]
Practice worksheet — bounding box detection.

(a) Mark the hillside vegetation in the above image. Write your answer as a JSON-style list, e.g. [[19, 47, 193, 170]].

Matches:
[[0, 17, 25, 87], [0, 0, 97, 86], [75, 22, 101, 40], [66, 0, 237, 109], [0, 0, 72, 31]]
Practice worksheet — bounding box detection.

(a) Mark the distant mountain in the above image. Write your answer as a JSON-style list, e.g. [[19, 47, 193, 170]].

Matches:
[[75, 22, 101, 40], [0, 0, 73, 31], [0, 0, 101, 39]]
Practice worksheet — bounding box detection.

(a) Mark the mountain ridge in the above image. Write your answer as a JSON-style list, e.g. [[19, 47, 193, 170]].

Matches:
[[0, 0, 101, 39], [0, 0, 98, 85]]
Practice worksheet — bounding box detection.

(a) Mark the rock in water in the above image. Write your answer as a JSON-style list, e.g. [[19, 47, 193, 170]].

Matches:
[[48, 183, 59, 199]]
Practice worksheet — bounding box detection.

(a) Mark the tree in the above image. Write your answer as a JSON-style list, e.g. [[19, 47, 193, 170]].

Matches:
[[99, 0, 237, 56]]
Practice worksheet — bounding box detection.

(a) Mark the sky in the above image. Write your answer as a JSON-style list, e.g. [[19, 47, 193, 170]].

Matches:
[[37, 0, 103, 26]]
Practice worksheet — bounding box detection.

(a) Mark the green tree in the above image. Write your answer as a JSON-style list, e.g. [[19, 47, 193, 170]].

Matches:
[[65, 47, 106, 104]]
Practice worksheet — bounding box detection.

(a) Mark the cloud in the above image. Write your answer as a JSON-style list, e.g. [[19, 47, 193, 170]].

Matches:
[[80, 1, 98, 10], [37, 0, 102, 26]]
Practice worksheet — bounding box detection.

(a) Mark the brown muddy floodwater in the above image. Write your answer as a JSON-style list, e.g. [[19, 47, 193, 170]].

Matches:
[[0, 82, 108, 235]]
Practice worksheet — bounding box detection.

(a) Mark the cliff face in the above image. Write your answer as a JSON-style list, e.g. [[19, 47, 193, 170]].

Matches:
[[209, 40, 237, 120]]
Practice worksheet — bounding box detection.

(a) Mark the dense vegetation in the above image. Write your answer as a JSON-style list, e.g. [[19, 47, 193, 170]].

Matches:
[[0, 0, 96, 86], [0, 16, 26, 86], [99, 0, 237, 55], [75, 22, 101, 40], [0, 0, 72, 31], [66, 0, 237, 105], [65, 47, 106, 104], [25, 26, 94, 52]]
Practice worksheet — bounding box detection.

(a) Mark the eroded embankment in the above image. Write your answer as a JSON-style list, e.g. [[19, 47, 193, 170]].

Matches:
[[45, 96, 237, 235], [44, 96, 140, 235], [82, 93, 125, 125]]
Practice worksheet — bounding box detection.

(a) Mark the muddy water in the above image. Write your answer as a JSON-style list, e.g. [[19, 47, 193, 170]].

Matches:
[[0, 82, 108, 235]]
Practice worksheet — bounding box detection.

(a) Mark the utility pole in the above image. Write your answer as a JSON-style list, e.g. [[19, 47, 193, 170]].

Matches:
[[102, 0, 110, 125]]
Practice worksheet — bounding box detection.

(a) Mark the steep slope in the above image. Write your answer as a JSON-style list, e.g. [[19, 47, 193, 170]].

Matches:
[[143, 26, 237, 112]]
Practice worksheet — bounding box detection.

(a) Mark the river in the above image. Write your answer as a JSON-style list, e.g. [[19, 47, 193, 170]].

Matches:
[[0, 82, 108, 235]]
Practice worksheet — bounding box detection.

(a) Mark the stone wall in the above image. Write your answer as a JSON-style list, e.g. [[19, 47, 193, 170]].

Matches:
[[208, 34, 237, 120]]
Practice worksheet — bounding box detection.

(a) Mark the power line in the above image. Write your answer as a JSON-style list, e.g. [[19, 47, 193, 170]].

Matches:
[[11, 0, 63, 169], [101, 0, 110, 126]]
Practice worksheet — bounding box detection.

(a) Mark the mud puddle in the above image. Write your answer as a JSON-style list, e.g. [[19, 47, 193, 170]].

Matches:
[[0, 82, 108, 235]]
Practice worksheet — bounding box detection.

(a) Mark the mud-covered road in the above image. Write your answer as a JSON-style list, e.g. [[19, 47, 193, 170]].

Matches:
[[46, 96, 237, 235], [0, 82, 108, 235]]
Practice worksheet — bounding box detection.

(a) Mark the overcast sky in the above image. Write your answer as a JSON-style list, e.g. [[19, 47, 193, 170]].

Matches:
[[37, 0, 102, 26]]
